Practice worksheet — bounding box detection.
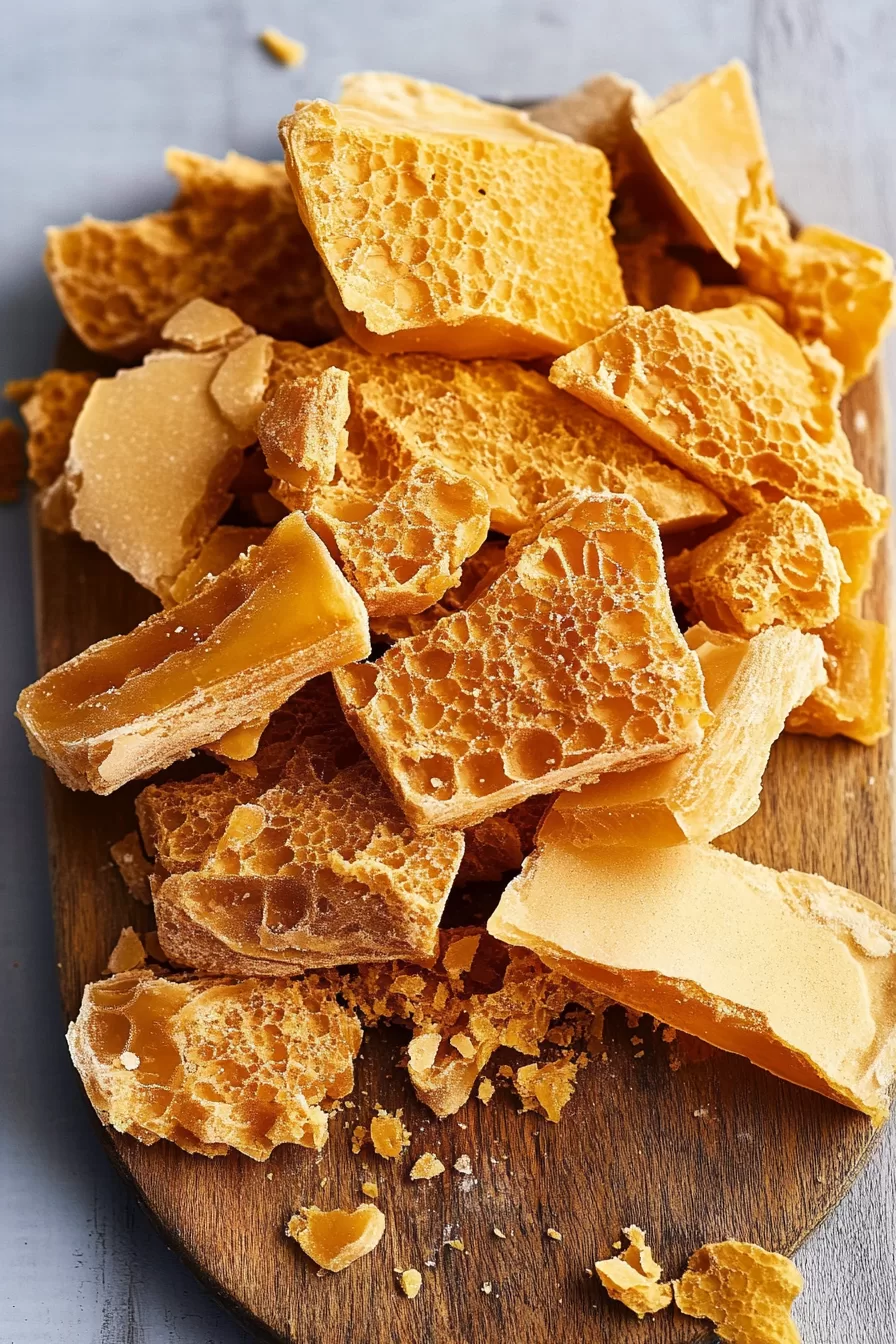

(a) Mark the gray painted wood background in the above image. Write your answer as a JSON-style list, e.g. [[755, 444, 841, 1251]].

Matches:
[[1, 2, 893, 1340]]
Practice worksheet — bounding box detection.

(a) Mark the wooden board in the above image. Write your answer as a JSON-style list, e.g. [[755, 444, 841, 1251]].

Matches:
[[33, 364, 891, 1344]]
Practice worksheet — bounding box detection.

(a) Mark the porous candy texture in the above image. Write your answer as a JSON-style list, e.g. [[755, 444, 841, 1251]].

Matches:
[[258, 368, 349, 511], [44, 149, 329, 357], [66, 971, 361, 1159], [551, 304, 889, 533], [343, 927, 607, 1117], [279, 96, 626, 359], [325, 460, 490, 617], [368, 538, 506, 644], [674, 1240, 803, 1344], [267, 338, 725, 535], [786, 614, 890, 746], [287, 1204, 385, 1272], [666, 499, 845, 636], [6, 370, 97, 489], [335, 491, 709, 829]]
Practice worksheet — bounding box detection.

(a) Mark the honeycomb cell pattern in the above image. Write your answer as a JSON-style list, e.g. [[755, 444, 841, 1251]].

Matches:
[[335, 491, 709, 829], [258, 368, 349, 511], [674, 1240, 803, 1342], [266, 337, 725, 535], [44, 149, 329, 358], [66, 971, 361, 1159], [279, 98, 627, 359], [666, 498, 845, 637], [6, 369, 97, 489], [368, 537, 506, 644], [322, 460, 490, 617], [551, 304, 890, 533]]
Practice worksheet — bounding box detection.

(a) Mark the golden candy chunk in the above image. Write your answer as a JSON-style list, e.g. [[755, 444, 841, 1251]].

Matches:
[[410, 1152, 445, 1180], [279, 88, 626, 360], [321, 460, 490, 617], [109, 832, 154, 904], [165, 525, 271, 606], [826, 523, 883, 614], [666, 499, 846, 636], [17, 513, 370, 794], [514, 1057, 583, 1123], [259, 28, 305, 66], [633, 60, 768, 268], [336, 491, 708, 829], [369, 1110, 410, 1159], [209, 333, 273, 442], [551, 304, 889, 533], [674, 1240, 803, 1344], [258, 367, 349, 510], [161, 296, 251, 351], [595, 1226, 673, 1319], [104, 927, 146, 974], [45, 148, 329, 357], [268, 338, 725, 535], [6, 369, 96, 488], [67, 971, 361, 1159], [543, 625, 825, 848], [287, 1204, 385, 1272], [489, 840, 896, 1123], [786, 614, 889, 746]]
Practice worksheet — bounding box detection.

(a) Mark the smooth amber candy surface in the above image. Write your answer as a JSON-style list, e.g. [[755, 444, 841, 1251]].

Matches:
[[17, 513, 369, 794]]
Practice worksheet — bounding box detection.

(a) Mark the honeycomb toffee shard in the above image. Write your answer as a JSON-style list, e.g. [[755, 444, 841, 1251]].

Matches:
[[258, 367, 350, 510], [6, 369, 96, 488], [542, 625, 825, 848], [551, 304, 889, 534], [17, 512, 370, 793], [595, 1226, 673, 1319], [335, 491, 709, 829], [674, 1240, 803, 1344], [67, 971, 361, 1158], [786, 614, 890, 746], [489, 840, 896, 1123], [279, 83, 626, 359], [287, 1204, 385, 1271]]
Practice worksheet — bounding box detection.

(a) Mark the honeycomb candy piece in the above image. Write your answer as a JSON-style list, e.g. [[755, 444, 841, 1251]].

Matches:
[[335, 491, 709, 830], [259, 368, 349, 511], [827, 524, 883, 614], [458, 796, 549, 885], [543, 625, 825, 849], [343, 927, 607, 1117], [44, 148, 329, 358], [369, 539, 507, 644], [17, 513, 370, 794], [530, 72, 648, 159], [154, 750, 465, 972], [0, 419, 24, 502], [397, 1268, 422, 1299], [278, 91, 626, 360], [161, 297, 251, 352], [105, 927, 147, 974], [595, 1226, 673, 1319], [369, 1109, 410, 1158], [514, 1056, 584, 1123], [287, 1204, 385, 1272], [66, 315, 260, 596], [322, 461, 490, 618], [674, 1240, 803, 1344], [110, 832, 155, 904], [666, 499, 846, 636], [6, 370, 97, 488], [67, 970, 361, 1159], [165, 526, 271, 606], [551, 304, 889, 534], [410, 1152, 445, 1180], [786, 614, 889, 746], [339, 72, 572, 144], [259, 28, 305, 66], [135, 678, 354, 871], [268, 338, 725, 535], [489, 839, 896, 1123], [632, 60, 768, 268], [209, 334, 273, 443]]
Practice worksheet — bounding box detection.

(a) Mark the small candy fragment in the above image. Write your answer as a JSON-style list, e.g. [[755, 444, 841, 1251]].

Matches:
[[595, 1225, 673, 1319], [786, 614, 889, 746], [259, 28, 305, 66], [287, 1204, 385, 1272], [397, 1267, 422, 1299], [370, 1110, 410, 1159], [514, 1057, 584, 1123], [410, 1153, 445, 1181], [104, 927, 146, 974], [259, 368, 349, 510]]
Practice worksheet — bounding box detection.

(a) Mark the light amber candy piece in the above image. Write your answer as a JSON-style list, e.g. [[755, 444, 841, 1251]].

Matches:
[[45, 148, 329, 357], [259, 28, 305, 66], [674, 1240, 803, 1344], [514, 1057, 583, 1123], [279, 84, 626, 359], [489, 839, 896, 1123], [6, 369, 97, 488], [544, 625, 825, 849], [595, 1226, 673, 1319], [320, 461, 490, 617], [551, 304, 889, 534], [258, 368, 349, 511], [268, 338, 724, 535], [104, 927, 146, 974], [67, 971, 361, 1158], [410, 1152, 445, 1180], [666, 499, 845, 636], [336, 491, 709, 829], [287, 1204, 385, 1272], [165, 525, 271, 606], [787, 614, 889, 746], [369, 1110, 410, 1158], [66, 310, 260, 596], [110, 832, 154, 904], [368, 538, 507, 644], [17, 513, 370, 794], [826, 523, 883, 614]]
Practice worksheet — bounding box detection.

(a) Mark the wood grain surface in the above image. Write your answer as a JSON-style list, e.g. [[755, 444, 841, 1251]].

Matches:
[[32, 360, 891, 1344]]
